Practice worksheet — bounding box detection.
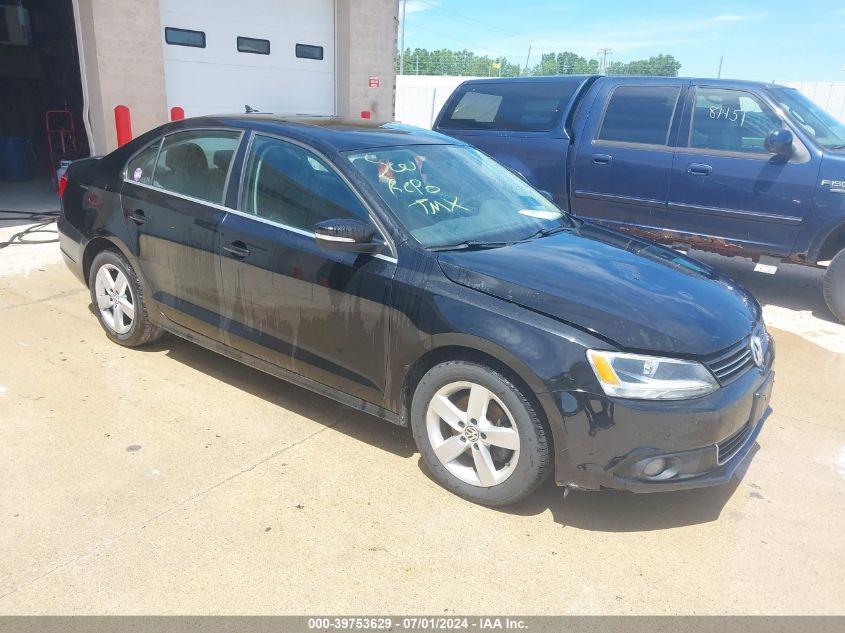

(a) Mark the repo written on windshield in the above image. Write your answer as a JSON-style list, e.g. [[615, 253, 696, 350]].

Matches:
[[361, 153, 469, 215]]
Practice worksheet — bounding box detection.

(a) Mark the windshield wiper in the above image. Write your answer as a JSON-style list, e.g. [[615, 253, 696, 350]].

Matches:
[[520, 224, 576, 242], [828, 144, 845, 150], [427, 240, 513, 252]]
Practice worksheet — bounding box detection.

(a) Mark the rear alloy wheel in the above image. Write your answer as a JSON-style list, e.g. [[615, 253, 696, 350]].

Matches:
[[88, 250, 163, 347], [411, 360, 550, 506], [94, 263, 135, 335], [823, 249, 845, 323]]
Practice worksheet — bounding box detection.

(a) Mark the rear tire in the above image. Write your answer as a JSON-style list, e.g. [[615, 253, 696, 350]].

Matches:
[[88, 250, 163, 347], [410, 360, 551, 507], [823, 249, 845, 323]]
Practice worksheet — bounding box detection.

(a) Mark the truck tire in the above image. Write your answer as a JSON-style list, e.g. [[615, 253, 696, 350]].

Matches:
[[823, 249, 845, 323]]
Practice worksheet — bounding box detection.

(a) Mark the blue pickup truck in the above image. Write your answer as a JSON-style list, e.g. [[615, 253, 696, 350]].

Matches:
[[432, 76, 845, 322]]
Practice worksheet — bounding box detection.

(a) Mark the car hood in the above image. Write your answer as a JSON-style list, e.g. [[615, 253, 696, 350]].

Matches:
[[437, 223, 760, 356]]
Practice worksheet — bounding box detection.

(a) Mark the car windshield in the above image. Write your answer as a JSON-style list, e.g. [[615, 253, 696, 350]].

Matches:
[[770, 87, 845, 149], [346, 144, 570, 249]]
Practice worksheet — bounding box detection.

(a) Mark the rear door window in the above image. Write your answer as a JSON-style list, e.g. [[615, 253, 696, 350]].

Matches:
[[152, 130, 241, 204], [439, 81, 580, 132], [126, 141, 161, 185], [596, 85, 681, 146], [688, 87, 783, 154]]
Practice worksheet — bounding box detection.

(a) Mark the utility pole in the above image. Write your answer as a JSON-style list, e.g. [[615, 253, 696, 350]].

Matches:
[[523, 44, 532, 75], [717, 55, 723, 78], [597, 47, 612, 74], [399, 0, 407, 76]]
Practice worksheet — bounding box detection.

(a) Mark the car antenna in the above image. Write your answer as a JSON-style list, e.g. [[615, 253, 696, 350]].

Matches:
[[245, 105, 260, 113]]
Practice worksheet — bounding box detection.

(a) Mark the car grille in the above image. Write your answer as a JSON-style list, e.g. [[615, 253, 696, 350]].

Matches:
[[703, 337, 755, 384], [716, 422, 753, 464]]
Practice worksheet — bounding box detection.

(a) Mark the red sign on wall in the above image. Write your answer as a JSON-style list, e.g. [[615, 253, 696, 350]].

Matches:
[[368, 76, 380, 88]]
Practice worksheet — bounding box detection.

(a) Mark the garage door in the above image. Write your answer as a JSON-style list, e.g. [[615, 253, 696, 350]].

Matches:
[[159, 0, 335, 117]]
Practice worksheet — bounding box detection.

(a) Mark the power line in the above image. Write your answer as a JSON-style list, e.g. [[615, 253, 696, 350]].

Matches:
[[412, 0, 530, 39]]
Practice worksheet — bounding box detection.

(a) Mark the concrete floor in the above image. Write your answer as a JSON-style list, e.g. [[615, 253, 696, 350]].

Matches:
[[0, 223, 844, 614]]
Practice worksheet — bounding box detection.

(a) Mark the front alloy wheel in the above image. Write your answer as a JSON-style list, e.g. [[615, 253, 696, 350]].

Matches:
[[411, 360, 551, 506], [426, 381, 521, 487]]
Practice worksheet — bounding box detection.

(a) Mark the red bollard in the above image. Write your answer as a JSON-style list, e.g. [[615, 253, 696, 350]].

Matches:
[[170, 106, 185, 121], [114, 105, 133, 147]]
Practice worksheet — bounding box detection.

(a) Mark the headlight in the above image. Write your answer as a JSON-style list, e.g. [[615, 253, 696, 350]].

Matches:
[[586, 350, 718, 400]]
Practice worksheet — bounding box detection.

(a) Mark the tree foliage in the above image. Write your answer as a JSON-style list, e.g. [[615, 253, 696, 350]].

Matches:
[[398, 48, 682, 77]]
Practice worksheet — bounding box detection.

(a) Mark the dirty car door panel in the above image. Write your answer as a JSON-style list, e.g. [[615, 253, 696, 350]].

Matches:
[[218, 134, 395, 404], [120, 129, 241, 339]]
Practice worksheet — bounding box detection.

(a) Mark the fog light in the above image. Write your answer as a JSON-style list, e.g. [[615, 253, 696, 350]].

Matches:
[[642, 457, 667, 477]]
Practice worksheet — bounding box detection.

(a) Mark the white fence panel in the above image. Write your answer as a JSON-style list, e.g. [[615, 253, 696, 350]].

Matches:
[[780, 82, 845, 123], [395, 76, 480, 129]]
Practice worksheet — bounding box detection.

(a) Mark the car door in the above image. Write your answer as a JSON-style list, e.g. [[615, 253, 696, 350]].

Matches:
[[218, 133, 396, 405], [120, 129, 242, 340], [571, 81, 686, 235], [666, 85, 817, 256]]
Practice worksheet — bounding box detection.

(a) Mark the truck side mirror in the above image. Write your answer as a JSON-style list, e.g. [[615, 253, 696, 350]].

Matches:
[[765, 128, 794, 157]]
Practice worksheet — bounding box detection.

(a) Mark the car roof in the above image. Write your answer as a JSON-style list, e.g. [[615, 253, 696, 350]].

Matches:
[[163, 115, 463, 153]]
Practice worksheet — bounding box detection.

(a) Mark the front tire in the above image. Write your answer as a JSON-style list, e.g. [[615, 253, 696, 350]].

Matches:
[[88, 250, 163, 347], [823, 249, 845, 323], [410, 360, 551, 506]]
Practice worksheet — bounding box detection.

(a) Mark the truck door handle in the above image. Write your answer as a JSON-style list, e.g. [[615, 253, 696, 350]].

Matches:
[[127, 209, 146, 225], [687, 163, 713, 176], [592, 154, 613, 165], [222, 240, 251, 259]]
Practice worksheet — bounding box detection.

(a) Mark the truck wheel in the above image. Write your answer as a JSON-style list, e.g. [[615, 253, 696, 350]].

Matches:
[[410, 360, 551, 507], [823, 249, 845, 323]]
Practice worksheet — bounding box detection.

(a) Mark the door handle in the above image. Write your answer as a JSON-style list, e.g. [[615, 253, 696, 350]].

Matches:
[[127, 209, 146, 225], [687, 163, 713, 176], [592, 154, 613, 165], [222, 240, 251, 259]]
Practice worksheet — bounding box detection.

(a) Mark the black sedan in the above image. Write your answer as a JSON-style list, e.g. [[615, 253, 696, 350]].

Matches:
[[58, 116, 774, 506]]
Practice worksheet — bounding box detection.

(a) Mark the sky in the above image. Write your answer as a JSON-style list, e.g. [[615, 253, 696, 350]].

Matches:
[[400, 0, 845, 82]]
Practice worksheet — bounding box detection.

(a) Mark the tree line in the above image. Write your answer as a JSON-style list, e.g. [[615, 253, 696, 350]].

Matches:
[[398, 49, 682, 77]]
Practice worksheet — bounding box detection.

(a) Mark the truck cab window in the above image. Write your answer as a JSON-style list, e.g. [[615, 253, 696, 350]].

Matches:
[[596, 85, 681, 146], [689, 88, 782, 154], [439, 81, 580, 132]]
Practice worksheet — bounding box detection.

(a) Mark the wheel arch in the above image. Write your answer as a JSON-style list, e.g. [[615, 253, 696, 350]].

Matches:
[[396, 338, 562, 457], [82, 235, 131, 286], [811, 220, 845, 263]]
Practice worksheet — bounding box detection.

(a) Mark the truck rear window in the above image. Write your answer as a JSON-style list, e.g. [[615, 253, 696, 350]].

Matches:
[[439, 81, 580, 132]]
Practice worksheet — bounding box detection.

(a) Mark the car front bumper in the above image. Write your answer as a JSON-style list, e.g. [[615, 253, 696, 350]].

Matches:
[[551, 345, 775, 493]]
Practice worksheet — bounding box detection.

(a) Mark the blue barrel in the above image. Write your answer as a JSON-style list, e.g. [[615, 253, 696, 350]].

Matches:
[[0, 137, 33, 182]]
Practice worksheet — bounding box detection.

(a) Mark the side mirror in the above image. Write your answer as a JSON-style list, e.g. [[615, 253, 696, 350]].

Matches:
[[765, 128, 794, 157], [314, 219, 385, 254]]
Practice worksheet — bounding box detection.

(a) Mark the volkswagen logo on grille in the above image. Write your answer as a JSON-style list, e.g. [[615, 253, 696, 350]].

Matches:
[[750, 335, 764, 367]]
